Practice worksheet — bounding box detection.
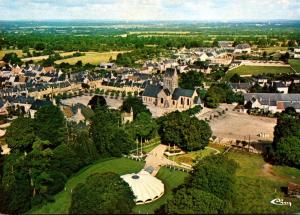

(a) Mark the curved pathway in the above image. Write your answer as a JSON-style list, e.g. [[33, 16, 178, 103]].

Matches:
[[144, 144, 178, 176]]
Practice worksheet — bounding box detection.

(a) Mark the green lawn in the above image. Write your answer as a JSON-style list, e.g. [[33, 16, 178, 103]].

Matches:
[[227, 150, 300, 213], [133, 167, 188, 214], [289, 59, 300, 73], [29, 158, 144, 214], [227, 65, 294, 78]]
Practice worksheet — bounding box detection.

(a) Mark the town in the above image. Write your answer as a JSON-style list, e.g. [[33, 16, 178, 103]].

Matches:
[[1, 2, 300, 214]]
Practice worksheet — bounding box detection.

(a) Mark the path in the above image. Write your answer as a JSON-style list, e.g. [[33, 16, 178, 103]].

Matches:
[[144, 144, 178, 176], [260, 163, 287, 181]]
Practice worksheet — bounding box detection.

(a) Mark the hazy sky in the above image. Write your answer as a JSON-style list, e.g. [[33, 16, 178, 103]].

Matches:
[[0, 0, 299, 21]]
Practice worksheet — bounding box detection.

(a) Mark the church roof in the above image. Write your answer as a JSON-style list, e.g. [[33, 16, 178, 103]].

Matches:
[[142, 85, 162, 98], [172, 88, 195, 100], [164, 68, 177, 77]]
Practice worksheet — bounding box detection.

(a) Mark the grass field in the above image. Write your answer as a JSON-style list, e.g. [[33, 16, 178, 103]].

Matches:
[[133, 167, 188, 214], [260, 46, 288, 54], [227, 65, 294, 78], [55, 51, 126, 65], [29, 158, 144, 214], [0, 49, 24, 60], [22, 51, 76, 62], [227, 150, 300, 213], [289, 59, 300, 73]]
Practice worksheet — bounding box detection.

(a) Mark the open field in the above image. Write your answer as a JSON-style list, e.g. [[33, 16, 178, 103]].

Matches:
[[22, 51, 76, 62], [289, 59, 300, 73], [259, 46, 288, 54], [133, 167, 188, 214], [227, 150, 300, 213], [0, 49, 24, 59], [29, 158, 144, 214], [55, 51, 126, 65], [227, 65, 294, 77]]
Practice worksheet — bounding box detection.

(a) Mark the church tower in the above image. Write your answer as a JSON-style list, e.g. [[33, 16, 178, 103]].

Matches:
[[163, 68, 178, 94]]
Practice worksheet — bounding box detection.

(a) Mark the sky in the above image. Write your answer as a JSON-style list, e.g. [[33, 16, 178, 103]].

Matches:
[[0, 0, 300, 21]]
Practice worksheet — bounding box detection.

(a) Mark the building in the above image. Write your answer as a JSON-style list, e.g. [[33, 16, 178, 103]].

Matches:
[[294, 47, 300, 59], [244, 93, 300, 113], [121, 169, 164, 205], [218, 41, 234, 48], [287, 182, 300, 197], [142, 68, 200, 110], [121, 108, 134, 124], [234, 43, 251, 54], [229, 83, 253, 93]]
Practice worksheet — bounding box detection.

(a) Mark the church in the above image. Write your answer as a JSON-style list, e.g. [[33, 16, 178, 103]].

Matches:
[[142, 68, 200, 110]]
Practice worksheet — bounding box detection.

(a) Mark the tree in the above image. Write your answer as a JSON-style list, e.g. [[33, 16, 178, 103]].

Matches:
[[69, 130, 98, 164], [2, 53, 21, 65], [272, 114, 300, 167], [158, 111, 212, 151], [179, 70, 204, 90], [120, 96, 150, 118], [189, 155, 238, 202], [131, 112, 158, 142], [35, 42, 46, 51], [229, 73, 246, 83], [69, 172, 135, 214], [273, 136, 300, 168], [88, 95, 107, 110], [6, 117, 36, 153], [90, 106, 128, 156], [35, 105, 67, 147], [161, 187, 224, 214]]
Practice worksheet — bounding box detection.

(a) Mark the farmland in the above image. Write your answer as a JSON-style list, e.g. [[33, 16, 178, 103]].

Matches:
[[227, 65, 294, 78], [54, 51, 126, 65], [0, 49, 24, 60]]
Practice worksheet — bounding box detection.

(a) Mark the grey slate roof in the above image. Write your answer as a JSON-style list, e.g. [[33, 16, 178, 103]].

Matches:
[[236, 43, 251, 49], [244, 93, 300, 103], [172, 88, 195, 100], [142, 85, 163, 98], [230, 83, 253, 90], [164, 68, 176, 77]]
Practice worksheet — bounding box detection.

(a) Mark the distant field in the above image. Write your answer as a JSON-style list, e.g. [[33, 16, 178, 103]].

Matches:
[[22, 51, 76, 62], [0, 49, 24, 60], [227, 65, 294, 77], [55, 51, 125, 65], [289, 59, 300, 73], [260, 46, 288, 54]]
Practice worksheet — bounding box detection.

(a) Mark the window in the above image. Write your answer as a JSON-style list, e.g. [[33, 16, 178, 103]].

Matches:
[[181, 98, 184, 105], [187, 99, 189, 105], [161, 98, 164, 104], [173, 101, 175, 105]]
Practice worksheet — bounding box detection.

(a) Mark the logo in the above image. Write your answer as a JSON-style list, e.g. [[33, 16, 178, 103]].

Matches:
[[270, 198, 292, 207]]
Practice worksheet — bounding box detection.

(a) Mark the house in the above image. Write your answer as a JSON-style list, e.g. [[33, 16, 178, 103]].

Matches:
[[142, 68, 200, 110], [244, 93, 300, 113], [121, 108, 134, 124], [218, 41, 234, 48], [274, 82, 289, 94], [0, 99, 9, 115], [99, 63, 116, 70], [234, 43, 251, 54], [294, 47, 300, 59], [199, 52, 209, 62], [229, 83, 253, 93]]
